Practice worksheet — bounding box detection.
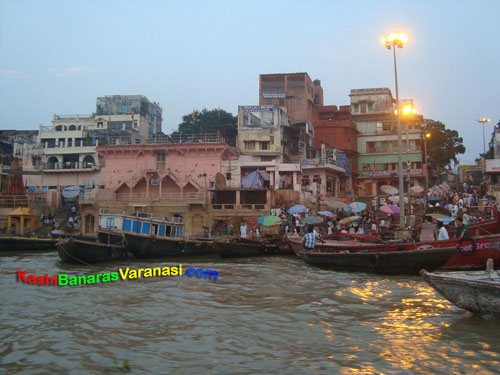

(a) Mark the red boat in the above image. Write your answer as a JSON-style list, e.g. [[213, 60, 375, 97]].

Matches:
[[287, 234, 500, 270], [448, 217, 500, 237]]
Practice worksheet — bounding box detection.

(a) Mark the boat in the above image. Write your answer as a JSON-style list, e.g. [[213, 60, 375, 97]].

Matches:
[[96, 228, 124, 245], [300, 246, 457, 275], [287, 233, 500, 270], [214, 237, 275, 258], [50, 230, 97, 242], [0, 236, 57, 251], [448, 216, 500, 237], [421, 259, 500, 316], [124, 232, 214, 258], [57, 238, 127, 264]]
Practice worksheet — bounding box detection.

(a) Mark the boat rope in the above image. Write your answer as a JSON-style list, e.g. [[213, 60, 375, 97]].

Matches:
[[58, 239, 92, 266]]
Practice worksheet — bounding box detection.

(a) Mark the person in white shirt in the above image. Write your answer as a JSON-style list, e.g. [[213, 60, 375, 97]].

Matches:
[[240, 223, 247, 238], [437, 221, 449, 240]]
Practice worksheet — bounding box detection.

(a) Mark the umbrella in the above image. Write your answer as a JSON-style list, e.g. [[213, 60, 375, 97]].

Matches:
[[437, 217, 454, 223], [388, 196, 409, 204], [338, 216, 361, 225], [410, 185, 424, 194], [380, 185, 399, 195], [344, 202, 367, 213], [380, 205, 400, 214], [317, 211, 333, 216], [428, 213, 449, 220], [320, 197, 345, 209], [303, 216, 323, 224], [257, 215, 282, 226], [288, 204, 307, 214]]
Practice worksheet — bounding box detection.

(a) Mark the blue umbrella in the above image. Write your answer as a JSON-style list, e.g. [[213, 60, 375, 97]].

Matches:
[[344, 202, 367, 213], [288, 205, 307, 214], [317, 211, 333, 216], [437, 217, 454, 224]]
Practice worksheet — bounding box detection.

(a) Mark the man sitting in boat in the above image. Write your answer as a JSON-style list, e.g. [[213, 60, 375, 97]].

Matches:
[[437, 221, 449, 240], [303, 226, 321, 250], [455, 217, 470, 239]]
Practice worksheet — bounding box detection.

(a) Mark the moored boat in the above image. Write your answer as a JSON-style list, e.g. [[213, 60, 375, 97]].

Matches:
[[57, 238, 127, 264], [287, 234, 500, 270], [421, 259, 500, 316], [97, 228, 124, 245], [124, 232, 214, 258], [215, 237, 273, 258], [50, 231, 97, 242], [0, 236, 57, 251], [301, 246, 457, 275]]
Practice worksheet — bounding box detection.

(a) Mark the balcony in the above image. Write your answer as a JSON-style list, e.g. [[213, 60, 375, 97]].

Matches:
[[210, 203, 267, 210], [300, 158, 346, 173], [359, 168, 423, 177], [83, 190, 206, 204], [43, 162, 101, 172]]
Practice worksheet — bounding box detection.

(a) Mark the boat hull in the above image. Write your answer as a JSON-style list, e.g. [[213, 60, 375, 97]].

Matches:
[[50, 231, 97, 242], [57, 238, 127, 264], [422, 270, 500, 316], [124, 232, 215, 258], [97, 229, 124, 245], [0, 237, 57, 251], [301, 247, 457, 275], [215, 238, 266, 258]]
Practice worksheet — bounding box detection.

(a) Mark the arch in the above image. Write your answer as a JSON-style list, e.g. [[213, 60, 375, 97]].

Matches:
[[183, 182, 198, 193], [115, 183, 130, 200], [69, 125, 77, 131], [46, 156, 59, 169], [55, 125, 63, 131], [82, 155, 95, 168], [161, 175, 181, 194], [132, 177, 148, 194]]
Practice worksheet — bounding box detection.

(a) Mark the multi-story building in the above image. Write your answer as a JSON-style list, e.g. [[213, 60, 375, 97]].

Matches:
[[259, 72, 323, 122], [95, 95, 163, 139], [351, 88, 424, 196]]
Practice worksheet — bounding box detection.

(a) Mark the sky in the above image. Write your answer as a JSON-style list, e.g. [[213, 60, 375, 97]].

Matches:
[[1, 0, 499, 165]]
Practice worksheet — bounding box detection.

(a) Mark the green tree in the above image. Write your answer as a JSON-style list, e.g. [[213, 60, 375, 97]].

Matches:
[[423, 119, 466, 179], [176, 108, 237, 134]]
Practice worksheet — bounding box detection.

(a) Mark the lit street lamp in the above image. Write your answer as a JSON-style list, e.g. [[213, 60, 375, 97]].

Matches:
[[382, 33, 408, 229], [478, 118, 491, 155]]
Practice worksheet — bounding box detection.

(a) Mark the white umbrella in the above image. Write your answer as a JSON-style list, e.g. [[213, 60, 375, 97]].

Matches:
[[411, 185, 424, 194], [380, 185, 399, 195], [388, 196, 409, 204]]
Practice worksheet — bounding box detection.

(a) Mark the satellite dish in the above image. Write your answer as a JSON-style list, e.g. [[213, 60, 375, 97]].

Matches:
[[215, 172, 226, 189]]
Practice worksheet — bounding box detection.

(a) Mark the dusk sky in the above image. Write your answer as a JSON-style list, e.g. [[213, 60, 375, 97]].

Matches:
[[1, 0, 498, 165]]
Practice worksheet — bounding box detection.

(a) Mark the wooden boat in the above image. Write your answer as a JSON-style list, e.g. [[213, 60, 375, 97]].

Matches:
[[421, 259, 500, 316], [448, 217, 500, 237], [287, 234, 500, 270], [97, 228, 124, 245], [215, 237, 276, 258], [124, 232, 214, 258], [57, 238, 127, 264], [0, 236, 57, 251], [300, 246, 457, 275], [50, 231, 97, 242]]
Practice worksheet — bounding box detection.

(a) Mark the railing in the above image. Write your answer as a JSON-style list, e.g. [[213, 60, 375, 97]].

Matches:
[[211, 203, 267, 210], [366, 146, 422, 153], [300, 158, 343, 168], [0, 195, 28, 207], [104, 133, 226, 146], [85, 191, 206, 203], [43, 162, 99, 170], [359, 168, 423, 177]]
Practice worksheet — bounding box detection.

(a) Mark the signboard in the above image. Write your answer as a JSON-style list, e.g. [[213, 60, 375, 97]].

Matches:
[[485, 159, 500, 173], [362, 169, 423, 177], [262, 92, 287, 99], [243, 105, 273, 113]]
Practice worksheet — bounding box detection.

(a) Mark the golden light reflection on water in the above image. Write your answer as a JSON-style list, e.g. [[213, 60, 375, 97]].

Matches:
[[340, 366, 382, 375], [347, 281, 392, 302]]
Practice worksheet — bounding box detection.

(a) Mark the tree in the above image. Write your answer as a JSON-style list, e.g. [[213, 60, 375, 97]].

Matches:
[[176, 108, 236, 134], [423, 119, 466, 179]]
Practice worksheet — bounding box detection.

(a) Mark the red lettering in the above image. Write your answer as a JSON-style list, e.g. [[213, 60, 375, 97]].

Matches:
[[37, 276, 44, 284], [28, 275, 36, 284], [45, 274, 55, 285], [17, 270, 28, 282]]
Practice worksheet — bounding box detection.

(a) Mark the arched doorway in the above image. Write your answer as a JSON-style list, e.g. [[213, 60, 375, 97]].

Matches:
[[115, 183, 130, 200], [191, 214, 203, 235], [84, 214, 95, 234], [82, 155, 95, 168], [46, 156, 59, 169]]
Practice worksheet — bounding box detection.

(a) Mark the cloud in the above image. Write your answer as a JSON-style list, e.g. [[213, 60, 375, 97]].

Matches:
[[49, 66, 102, 77], [0, 69, 28, 78]]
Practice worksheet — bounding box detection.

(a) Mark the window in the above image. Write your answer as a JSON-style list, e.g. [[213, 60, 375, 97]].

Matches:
[[226, 173, 231, 180], [367, 102, 374, 112], [261, 156, 274, 162], [360, 103, 367, 113], [32, 156, 41, 166], [106, 218, 115, 229], [67, 138, 72, 147], [58, 138, 65, 147], [97, 122, 103, 128], [155, 151, 165, 170], [244, 141, 256, 150], [353, 104, 359, 113], [279, 99, 284, 106], [266, 100, 271, 105], [260, 141, 270, 150], [75, 138, 82, 147]]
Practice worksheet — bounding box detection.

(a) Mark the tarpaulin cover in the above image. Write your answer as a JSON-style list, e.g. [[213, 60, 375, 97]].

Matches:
[[241, 170, 264, 188]]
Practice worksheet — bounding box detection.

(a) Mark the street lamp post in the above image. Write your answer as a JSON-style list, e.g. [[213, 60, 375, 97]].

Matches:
[[423, 132, 430, 208], [478, 118, 491, 155], [382, 33, 408, 229]]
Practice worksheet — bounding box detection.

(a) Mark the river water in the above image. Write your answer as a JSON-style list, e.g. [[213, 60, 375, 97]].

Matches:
[[1, 251, 499, 375]]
